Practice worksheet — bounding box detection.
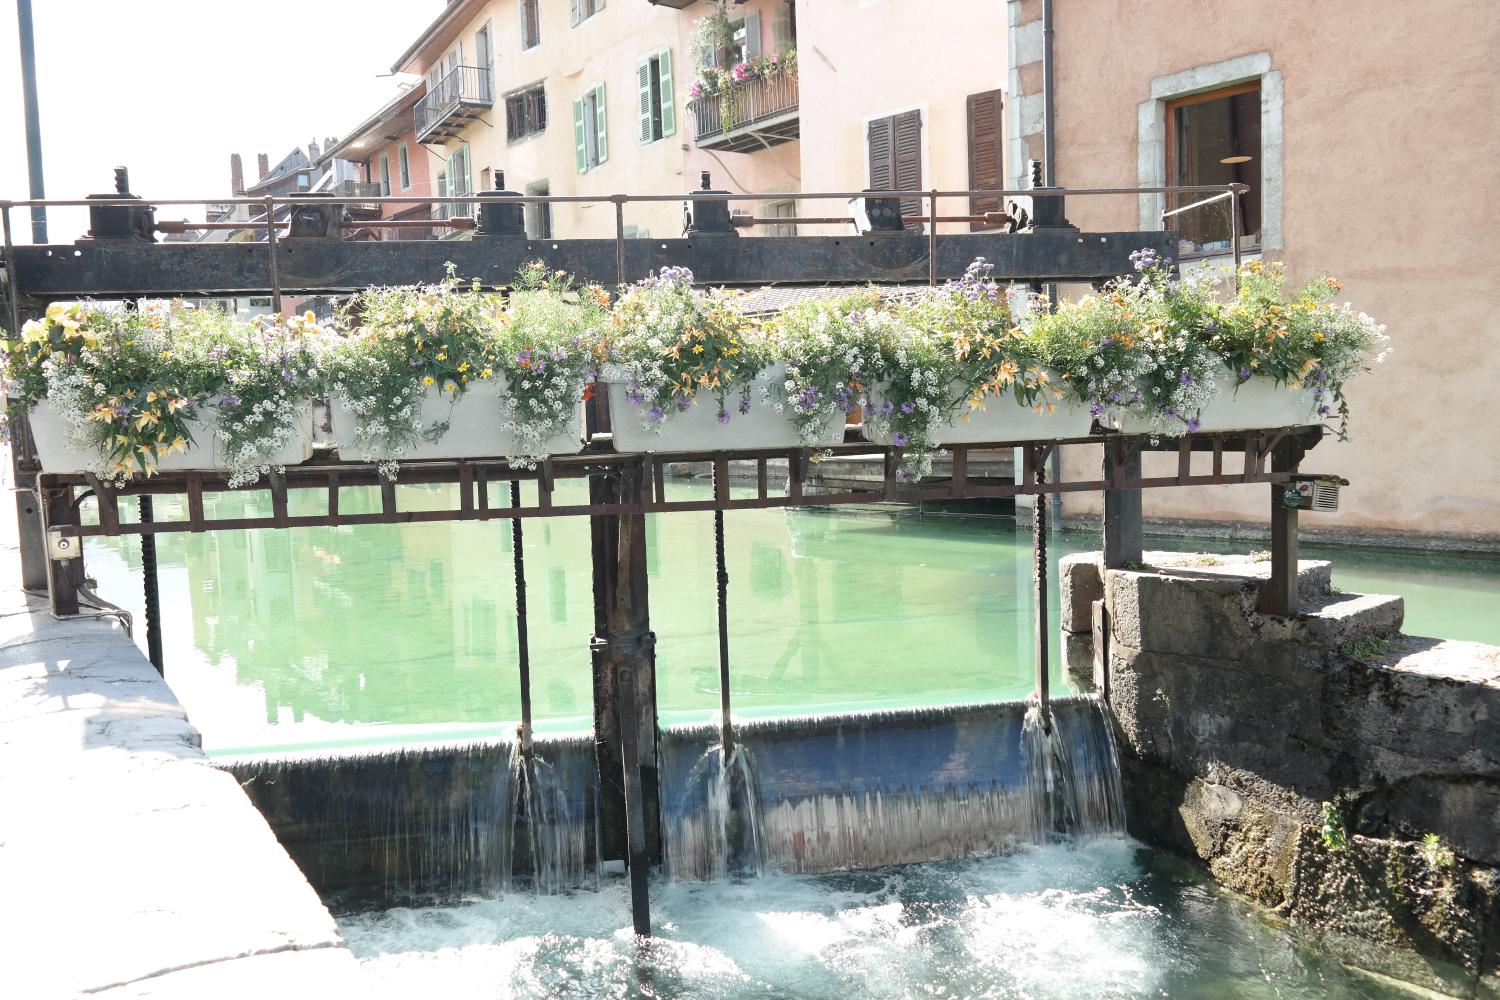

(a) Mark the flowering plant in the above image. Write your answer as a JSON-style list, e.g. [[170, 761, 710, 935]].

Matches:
[[602, 267, 770, 430], [329, 264, 502, 477], [494, 262, 610, 466], [1037, 249, 1220, 434], [767, 293, 882, 448], [1207, 260, 1390, 438]]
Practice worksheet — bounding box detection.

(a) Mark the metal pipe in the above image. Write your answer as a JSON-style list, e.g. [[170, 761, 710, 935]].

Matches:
[[927, 190, 939, 286], [1160, 190, 1233, 220], [1042, 0, 1056, 188], [264, 196, 282, 315], [2, 184, 1248, 211], [510, 480, 533, 756], [138, 495, 163, 674], [2, 204, 21, 338], [1231, 184, 1243, 288], [613, 197, 626, 286], [16, 0, 47, 243]]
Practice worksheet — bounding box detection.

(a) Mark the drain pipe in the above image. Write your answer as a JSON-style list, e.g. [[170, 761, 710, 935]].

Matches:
[[1042, 0, 1064, 524]]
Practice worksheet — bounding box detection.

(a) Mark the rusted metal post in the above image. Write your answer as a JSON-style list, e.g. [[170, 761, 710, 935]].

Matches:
[[1257, 436, 1303, 616], [42, 485, 81, 617], [589, 464, 657, 937], [510, 480, 533, 755], [1102, 439, 1143, 569], [1031, 446, 1051, 722], [713, 463, 732, 756], [138, 496, 163, 673]]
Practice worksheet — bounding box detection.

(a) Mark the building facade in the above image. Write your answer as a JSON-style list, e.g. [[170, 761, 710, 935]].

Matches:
[[317, 86, 436, 241]]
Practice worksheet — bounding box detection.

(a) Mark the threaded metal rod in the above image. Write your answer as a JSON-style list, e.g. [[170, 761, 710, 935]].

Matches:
[[713, 474, 733, 757], [1032, 447, 1051, 727], [138, 495, 163, 674], [511, 480, 532, 755]]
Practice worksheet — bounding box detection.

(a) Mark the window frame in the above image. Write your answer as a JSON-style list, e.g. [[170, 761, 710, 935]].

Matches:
[[520, 0, 541, 50], [1163, 80, 1261, 252], [637, 48, 674, 146], [571, 0, 604, 27], [397, 145, 410, 190], [379, 154, 391, 197], [506, 82, 548, 143], [575, 83, 608, 172]]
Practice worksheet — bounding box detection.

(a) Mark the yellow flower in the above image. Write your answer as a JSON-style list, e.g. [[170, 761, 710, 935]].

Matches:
[[443, 380, 458, 393], [436, 353, 447, 361], [45, 302, 66, 320], [480, 367, 493, 379], [422, 375, 435, 386], [133, 411, 159, 430], [303, 311, 316, 324]]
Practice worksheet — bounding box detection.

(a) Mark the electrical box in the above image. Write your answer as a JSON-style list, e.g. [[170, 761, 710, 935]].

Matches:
[[1283, 475, 1346, 512]]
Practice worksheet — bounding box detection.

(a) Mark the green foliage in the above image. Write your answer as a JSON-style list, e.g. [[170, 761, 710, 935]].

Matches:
[[1340, 635, 1392, 665], [1322, 800, 1348, 852], [1420, 833, 1456, 872]]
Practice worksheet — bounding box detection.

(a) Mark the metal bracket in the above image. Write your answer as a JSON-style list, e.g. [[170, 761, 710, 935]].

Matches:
[[46, 527, 79, 561]]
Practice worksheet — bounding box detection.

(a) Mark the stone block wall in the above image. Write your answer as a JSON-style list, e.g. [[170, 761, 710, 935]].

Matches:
[[1061, 551, 1500, 997]]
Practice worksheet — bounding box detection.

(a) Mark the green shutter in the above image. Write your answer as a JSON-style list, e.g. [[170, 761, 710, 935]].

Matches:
[[658, 50, 675, 138], [573, 97, 587, 172], [594, 83, 608, 164], [637, 58, 653, 145]]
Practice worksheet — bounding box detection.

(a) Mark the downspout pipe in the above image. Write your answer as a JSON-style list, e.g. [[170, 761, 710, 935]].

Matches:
[[1041, 0, 1063, 520], [16, 0, 47, 243]]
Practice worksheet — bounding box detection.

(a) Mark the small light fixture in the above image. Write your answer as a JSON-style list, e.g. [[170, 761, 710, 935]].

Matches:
[[1220, 154, 1253, 165]]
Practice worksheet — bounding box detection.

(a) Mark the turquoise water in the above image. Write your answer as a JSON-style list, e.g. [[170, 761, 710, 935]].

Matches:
[[339, 839, 1407, 999], [84, 480, 1500, 754]]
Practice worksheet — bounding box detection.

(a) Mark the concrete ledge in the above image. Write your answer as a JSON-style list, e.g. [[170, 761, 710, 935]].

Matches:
[[0, 538, 371, 997]]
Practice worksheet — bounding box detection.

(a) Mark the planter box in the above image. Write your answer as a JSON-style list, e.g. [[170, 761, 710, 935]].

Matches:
[[1110, 369, 1320, 435], [27, 400, 315, 474], [607, 363, 846, 453], [331, 379, 582, 462], [864, 376, 1094, 446]]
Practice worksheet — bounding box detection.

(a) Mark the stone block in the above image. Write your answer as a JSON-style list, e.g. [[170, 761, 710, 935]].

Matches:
[[1058, 553, 1102, 633], [1299, 592, 1405, 648], [1062, 628, 1095, 693]]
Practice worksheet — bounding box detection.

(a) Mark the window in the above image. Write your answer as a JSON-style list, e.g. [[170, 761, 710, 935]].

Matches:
[[637, 50, 674, 145], [520, 0, 540, 49], [507, 83, 548, 141], [965, 90, 1003, 231], [570, 0, 603, 27], [398, 145, 410, 189], [379, 154, 391, 197], [573, 84, 608, 172], [1166, 81, 1261, 252], [475, 23, 493, 101], [716, 11, 760, 68], [763, 199, 796, 237], [525, 180, 552, 239], [449, 144, 473, 200], [867, 109, 922, 229], [296, 174, 310, 189], [772, 1, 796, 50]]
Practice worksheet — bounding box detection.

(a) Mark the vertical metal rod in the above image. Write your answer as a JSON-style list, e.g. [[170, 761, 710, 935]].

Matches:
[[613, 197, 627, 286], [138, 496, 163, 674], [927, 189, 939, 286], [1032, 447, 1051, 723], [16, 0, 47, 243], [1041, 0, 1056, 187], [1257, 437, 1301, 616], [713, 474, 732, 756], [1230, 185, 1242, 287], [510, 480, 533, 756], [265, 196, 283, 315]]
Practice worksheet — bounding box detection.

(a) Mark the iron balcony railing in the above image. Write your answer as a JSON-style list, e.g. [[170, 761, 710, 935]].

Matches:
[[690, 73, 798, 146], [414, 65, 494, 142]]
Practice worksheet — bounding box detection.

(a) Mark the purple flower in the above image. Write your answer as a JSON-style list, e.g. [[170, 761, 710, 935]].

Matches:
[[1089, 402, 1106, 417], [892, 431, 910, 447], [1130, 248, 1160, 272], [677, 396, 693, 412], [738, 396, 752, 415], [112, 404, 131, 417], [1185, 417, 1201, 433], [900, 402, 916, 415], [1179, 371, 1194, 386], [716, 409, 730, 425], [516, 349, 533, 363], [626, 390, 646, 406], [1101, 338, 1115, 349], [1317, 405, 1331, 416], [880, 401, 894, 415], [216, 395, 238, 409], [207, 345, 229, 362], [1238, 367, 1252, 383], [894, 468, 908, 481], [797, 386, 820, 409], [648, 406, 664, 424]]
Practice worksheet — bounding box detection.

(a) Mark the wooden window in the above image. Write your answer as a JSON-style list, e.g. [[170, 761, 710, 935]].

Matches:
[[573, 83, 607, 172], [520, 0, 541, 50], [966, 90, 1004, 231], [570, 0, 603, 27], [507, 84, 548, 141], [475, 22, 493, 101], [868, 109, 922, 229], [397, 145, 410, 189], [637, 50, 674, 145], [772, 1, 796, 50], [1165, 81, 1261, 252]]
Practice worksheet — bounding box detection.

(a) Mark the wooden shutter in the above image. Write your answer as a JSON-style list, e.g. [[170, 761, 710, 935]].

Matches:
[[744, 11, 762, 58], [867, 116, 893, 192], [569, 0, 581, 27], [573, 97, 587, 172], [658, 49, 674, 138], [772, 2, 793, 49], [966, 90, 1004, 230], [638, 58, 654, 145], [892, 109, 922, 228], [594, 83, 608, 163]]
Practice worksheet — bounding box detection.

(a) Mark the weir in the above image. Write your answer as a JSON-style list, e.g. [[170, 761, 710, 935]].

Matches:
[[5, 176, 1328, 938]]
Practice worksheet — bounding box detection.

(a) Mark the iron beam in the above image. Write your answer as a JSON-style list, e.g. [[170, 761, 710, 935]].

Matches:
[[1102, 440, 1143, 569], [1257, 436, 1305, 616]]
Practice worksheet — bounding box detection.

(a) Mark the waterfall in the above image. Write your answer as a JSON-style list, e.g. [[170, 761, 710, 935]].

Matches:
[[659, 695, 1126, 878], [226, 734, 600, 907]]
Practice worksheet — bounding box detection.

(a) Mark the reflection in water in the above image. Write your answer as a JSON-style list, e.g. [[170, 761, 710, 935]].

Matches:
[[87, 480, 1500, 754]]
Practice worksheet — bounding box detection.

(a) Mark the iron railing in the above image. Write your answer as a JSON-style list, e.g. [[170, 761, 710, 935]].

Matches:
[[690, 72, 798, 143], [414, 65, 494, 141]]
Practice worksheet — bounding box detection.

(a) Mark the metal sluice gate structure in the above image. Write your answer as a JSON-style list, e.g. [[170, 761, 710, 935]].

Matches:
[[0, 177, 1319, 935]]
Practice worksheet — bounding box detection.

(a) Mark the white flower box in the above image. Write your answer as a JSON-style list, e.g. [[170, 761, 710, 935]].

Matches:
[[27, 400, 315, 474], [1110, 368, 1320, 435], [606, 363, 846, 453], [331, 379, 582, 462], [864, 373, 1094, 446]]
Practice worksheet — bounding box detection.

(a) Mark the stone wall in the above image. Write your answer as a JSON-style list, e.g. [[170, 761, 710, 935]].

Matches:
[[1061, 551, 1500, 997]]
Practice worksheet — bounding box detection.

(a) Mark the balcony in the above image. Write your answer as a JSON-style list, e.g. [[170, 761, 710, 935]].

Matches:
[[689, 72, 799, 154], [414, 65, 493, 144]]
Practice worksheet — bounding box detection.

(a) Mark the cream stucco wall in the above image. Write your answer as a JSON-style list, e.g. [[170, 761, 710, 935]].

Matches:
[[1045, 0, 1500, 543], [796, 0, 1009, 235], [407, 0, 688, 241]]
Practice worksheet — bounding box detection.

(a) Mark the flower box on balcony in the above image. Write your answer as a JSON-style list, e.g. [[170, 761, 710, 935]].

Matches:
[[1109, 369, 1320, 435], [606, 363, 845, 454], [864, 377, 1094, 447]]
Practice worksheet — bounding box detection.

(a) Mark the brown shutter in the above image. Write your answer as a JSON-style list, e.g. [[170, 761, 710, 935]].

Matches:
[[892, 109, 922, 230], [967, 89, 1004, 231], [867, 115, 894, 194]]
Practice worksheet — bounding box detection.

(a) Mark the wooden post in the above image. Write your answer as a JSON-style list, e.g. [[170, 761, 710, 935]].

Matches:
[[10, 413, 49, 592], [589, 464, 658, 937], [1102, 440, 1142, 569], [1257, 437, 1303, 616], [42, 485, 81, 617]]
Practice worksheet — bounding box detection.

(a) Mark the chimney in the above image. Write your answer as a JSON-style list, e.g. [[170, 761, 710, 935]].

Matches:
[[308, 138, 321, 163], [257, 153, 269, 178], [230, 153, 245, 196]]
